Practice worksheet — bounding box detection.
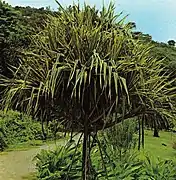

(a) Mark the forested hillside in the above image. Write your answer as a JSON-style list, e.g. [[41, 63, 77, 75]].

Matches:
[[0, 1, 54, 77], [0, 1, 175, 78]]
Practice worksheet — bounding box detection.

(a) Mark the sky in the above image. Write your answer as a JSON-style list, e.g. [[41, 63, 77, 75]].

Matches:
[[5, 0, 176, 43]]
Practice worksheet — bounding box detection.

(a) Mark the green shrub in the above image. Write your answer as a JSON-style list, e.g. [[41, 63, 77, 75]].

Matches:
[[0, 128, 7, 151], [35, 141, 106, 180], [0, 110, 43, 149], [140, 157, 176, 180], [35, 140, 176, 180], [47, 120, 64, 140], [101, 119, 138, 160], [35, 141, 82, 180]]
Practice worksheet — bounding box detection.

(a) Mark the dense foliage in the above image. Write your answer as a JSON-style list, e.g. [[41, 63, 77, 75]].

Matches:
[[0, 1, 21, 76], [35, 142, 82, 180], [1, 2, 175, 134], [0, 1, 53, 78], [0, 110, 42, 151], [35, 141, 176, 180], [135, 32, 176, 83], [35, 120, 176, 179]]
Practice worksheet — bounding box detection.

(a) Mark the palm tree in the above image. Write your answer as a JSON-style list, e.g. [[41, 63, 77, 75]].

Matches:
[[0, 2, 175, 179]]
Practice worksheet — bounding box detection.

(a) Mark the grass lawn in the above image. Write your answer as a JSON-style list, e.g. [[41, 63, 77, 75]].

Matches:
[[6, 140, 44, 152], [3, 134, 70, 152], [142, 130, 176, 161], [21, 172, 37, 180]]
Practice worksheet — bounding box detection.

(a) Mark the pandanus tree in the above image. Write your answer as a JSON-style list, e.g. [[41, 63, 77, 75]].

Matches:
[[0, 2, 175, 179]]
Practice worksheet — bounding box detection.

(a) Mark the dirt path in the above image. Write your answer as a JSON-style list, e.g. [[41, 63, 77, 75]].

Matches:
[[0, 141, 67, 180]]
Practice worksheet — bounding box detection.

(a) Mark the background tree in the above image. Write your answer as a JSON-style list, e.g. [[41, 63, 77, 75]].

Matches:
[[0, 2, 175, 179], [168, 40, 175, 46], [133, 31, 176, 136]]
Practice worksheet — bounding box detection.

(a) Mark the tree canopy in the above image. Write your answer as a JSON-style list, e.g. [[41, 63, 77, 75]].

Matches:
[[0, 2, 176, 179], [1, 2, 175, 135]]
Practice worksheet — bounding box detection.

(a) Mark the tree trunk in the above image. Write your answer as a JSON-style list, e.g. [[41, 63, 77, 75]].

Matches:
[[41, 120, 47, 140], [153, 119, 159, 137], [141, 115, 144, 148], [138, 118, 141, 150], [153, 127, 159, 137], [82, 117, 90, 180]]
